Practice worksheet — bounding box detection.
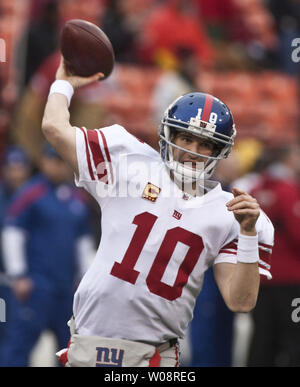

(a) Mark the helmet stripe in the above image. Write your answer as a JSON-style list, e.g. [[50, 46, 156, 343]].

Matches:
[[201, 94, 214, 122]]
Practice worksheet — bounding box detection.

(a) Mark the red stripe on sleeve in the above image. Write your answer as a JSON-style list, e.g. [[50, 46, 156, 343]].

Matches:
[[259, 249, 272, 268], [259, 241, 273, 249], [79, 127, 95, 181], [219, 239, 238, 255], [201, 94, 214, 122], [86, 129, 108, 182], [221, 239, 238, 250], [99, 130, 113, 184]]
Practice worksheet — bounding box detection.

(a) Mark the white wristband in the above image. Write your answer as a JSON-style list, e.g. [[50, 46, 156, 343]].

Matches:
[[237, 233, 259, 263], [48, 80, 74, 107]]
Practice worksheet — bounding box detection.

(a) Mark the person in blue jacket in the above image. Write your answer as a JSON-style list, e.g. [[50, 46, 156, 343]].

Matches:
[[0, 145, 95, 366], [188, 267, 234, 366], [0, 146, 32, 342]]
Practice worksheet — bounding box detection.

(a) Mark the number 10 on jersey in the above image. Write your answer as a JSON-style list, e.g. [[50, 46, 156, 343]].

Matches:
[[110, 212, 204, 301]]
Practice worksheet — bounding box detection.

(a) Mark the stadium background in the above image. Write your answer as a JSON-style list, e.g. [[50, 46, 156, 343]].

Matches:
[[0, 0, 299, 367]]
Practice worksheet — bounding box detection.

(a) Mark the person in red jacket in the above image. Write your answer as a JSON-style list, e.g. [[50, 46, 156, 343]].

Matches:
[[139, 0, 215, 66], [247, 143, 300, 366]]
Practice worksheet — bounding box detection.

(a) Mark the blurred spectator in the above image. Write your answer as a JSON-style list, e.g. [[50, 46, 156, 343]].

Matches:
[[0, 146, 31, 342], [151, 46, 201, 124], [231, 142, 274, 194], [193, 0, 277, 70], [11, 52, 61, 165], [236, 143, 300, 366], [102, 0, 136, 63], [139, 0, 215, 66], [0, 78, 11, 161], [193, 0, 251, 43], [17, 1, 59, 89], [0, 145, 94, 366], [28, 0, 57, 23], [226, 0, 279, 69], [0, 146, 32, 197], [102, 0, 154, 63], [58, 0, 105, 25], [193, 0, 279, 70], [188, 267, 234, 366]]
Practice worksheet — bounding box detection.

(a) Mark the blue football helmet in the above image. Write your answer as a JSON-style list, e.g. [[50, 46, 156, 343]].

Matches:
[[158, 92, 236, 183]]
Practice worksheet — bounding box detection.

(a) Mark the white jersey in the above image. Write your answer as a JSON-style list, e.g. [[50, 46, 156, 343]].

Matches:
[[73, 124, 274, 345]]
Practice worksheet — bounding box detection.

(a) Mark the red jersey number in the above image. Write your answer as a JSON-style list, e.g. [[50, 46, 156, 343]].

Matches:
[[110, 212, 204, 301]]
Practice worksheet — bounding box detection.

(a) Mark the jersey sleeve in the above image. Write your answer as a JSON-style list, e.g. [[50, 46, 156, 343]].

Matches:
[[214, 211, 274, 279], [74, 124, 148, 204]]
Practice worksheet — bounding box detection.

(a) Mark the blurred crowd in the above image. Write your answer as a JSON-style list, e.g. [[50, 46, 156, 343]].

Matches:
[[0, 0, 300, 367]]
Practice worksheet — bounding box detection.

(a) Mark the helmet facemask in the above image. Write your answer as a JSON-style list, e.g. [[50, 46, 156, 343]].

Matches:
[[159, 116, 236, 185]]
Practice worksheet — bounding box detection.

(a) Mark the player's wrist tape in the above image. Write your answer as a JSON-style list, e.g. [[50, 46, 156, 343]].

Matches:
[[49, 80, 74, 107], [237, 233, 259, 263]]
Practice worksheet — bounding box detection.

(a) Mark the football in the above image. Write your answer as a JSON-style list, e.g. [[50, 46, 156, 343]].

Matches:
[[60, 19, 115, 79]]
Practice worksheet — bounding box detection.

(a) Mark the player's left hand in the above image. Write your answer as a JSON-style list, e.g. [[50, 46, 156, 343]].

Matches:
[[226, 187, 260, 235]]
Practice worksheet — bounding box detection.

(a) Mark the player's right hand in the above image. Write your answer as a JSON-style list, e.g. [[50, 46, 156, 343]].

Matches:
[[56, 56, 104, 90]]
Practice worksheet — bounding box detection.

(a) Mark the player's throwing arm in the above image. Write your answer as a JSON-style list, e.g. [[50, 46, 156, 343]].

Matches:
[[42, 19, 114, 175]]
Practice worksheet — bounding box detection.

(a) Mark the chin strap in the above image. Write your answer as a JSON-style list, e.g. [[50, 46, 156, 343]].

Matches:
[[167, 160, 205, 185]]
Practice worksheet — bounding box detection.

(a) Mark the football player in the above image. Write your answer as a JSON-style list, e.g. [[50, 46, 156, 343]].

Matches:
[[41, 59, 274, 367]]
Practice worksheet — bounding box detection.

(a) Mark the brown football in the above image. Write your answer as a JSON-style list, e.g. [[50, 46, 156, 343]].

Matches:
[[60, 19, 115, 79]]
